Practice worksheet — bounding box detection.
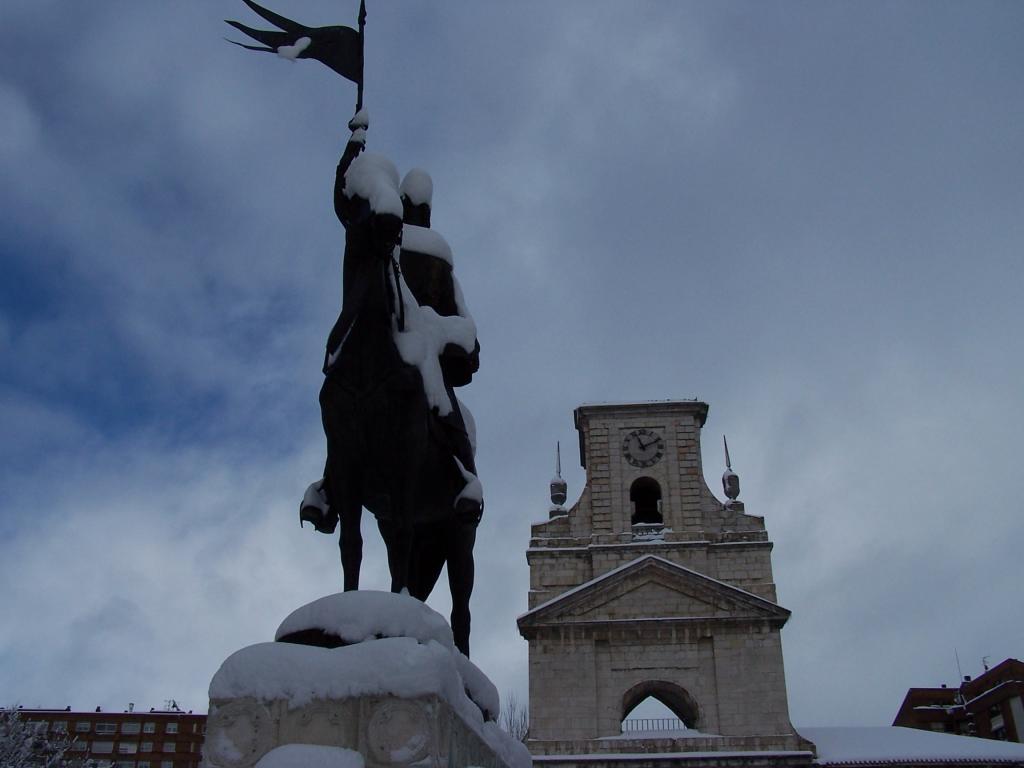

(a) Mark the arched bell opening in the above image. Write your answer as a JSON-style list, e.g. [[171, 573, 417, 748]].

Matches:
[[630, 477, 663, 525], [620, 680, 700, 733]]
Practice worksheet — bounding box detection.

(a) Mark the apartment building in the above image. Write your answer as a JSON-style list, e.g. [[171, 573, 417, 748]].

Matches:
[[14, 705, 206, 768]]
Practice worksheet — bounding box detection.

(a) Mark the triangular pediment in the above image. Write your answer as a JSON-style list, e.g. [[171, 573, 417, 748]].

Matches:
[[518, 555, 789, 630]]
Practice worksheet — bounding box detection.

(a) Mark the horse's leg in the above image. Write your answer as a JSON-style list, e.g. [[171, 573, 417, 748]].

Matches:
[[377, 517, 414, 594], [325, 462, 363, 592], [408, 522, 446, 601], [320, 377, 363, 592], [447, 520, 477, 657], [338, 498, 363, 591], [381, 369, 433, 594]]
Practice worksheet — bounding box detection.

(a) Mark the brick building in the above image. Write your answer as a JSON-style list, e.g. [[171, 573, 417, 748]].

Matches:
[[893, 658, 1024, 742], [13, 706, 206, 768]]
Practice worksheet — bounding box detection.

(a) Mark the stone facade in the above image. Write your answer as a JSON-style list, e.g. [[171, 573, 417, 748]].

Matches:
[[204, 695, 513, 768], [517, 401, 812, 760]]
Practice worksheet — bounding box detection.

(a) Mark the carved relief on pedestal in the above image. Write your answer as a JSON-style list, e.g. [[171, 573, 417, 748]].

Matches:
[[205, 700, 275, 768], [366, 699, 432, 765]]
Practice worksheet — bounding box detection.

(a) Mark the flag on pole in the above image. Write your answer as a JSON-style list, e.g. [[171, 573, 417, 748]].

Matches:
[[226, 0, 363, 86]]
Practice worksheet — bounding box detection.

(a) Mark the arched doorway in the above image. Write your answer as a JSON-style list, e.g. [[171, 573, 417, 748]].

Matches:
[[630, 477, 662, 525], [620, 680, 700, 733]]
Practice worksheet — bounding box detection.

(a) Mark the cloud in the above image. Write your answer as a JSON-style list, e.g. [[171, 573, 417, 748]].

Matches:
[[1, 0, 1023, 730]]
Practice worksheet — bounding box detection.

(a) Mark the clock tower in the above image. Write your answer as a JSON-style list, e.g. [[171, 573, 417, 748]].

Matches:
[[517, 400, 813, 763]]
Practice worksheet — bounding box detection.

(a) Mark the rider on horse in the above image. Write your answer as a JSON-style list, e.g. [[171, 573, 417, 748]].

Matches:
[[301, 116, 482, 628], [397, 168, 483, 655]]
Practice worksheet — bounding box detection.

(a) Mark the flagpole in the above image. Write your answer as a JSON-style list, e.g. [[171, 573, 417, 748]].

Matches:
[[356, 0, 366, 112]]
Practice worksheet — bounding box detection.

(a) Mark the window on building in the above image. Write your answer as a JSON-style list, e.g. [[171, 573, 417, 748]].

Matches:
[[141, 742, 154, 753], [630, 477, 663, 525], [51, 721, 68, 733], [122, 723, 141, 735], [76, 722, 91, 733], [138, 761, 150, 768], [163, 743, 176, 753], [621, 695, 686, 733], [143, 723, 156, 734], [119, 743, 138, 754], [96, 724, 118, 735], [620, 681, 700, 733], [69, 741, 88, 751], [165, 723, 178, 734], [161, 761, 174, 768], [116, 761, 135, 768], [93, 741, 115, 754]]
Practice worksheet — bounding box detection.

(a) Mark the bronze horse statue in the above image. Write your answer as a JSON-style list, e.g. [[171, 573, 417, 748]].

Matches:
[[226, 3, 482, 656], [310, 114, 481, 654]]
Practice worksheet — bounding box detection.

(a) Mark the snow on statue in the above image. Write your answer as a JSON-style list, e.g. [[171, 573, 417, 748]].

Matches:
[[298, 111, 484, 657]]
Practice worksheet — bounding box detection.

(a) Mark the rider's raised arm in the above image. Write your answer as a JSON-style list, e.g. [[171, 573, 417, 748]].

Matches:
[[334, 110, 370, 226]]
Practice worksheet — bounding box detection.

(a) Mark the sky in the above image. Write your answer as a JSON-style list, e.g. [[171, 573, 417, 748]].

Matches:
[[1, 0, 1022, 730]]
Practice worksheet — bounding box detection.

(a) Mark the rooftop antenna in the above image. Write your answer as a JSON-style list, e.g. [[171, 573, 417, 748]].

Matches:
[[722, 435, 743, 510], [982, 655, 991, 672], [549, 441, 568, 516], [954, 649, 965, 703]]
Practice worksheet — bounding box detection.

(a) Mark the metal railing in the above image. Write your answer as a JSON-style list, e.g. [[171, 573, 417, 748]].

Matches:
[[631, 523, 666, 541], [621, 717, 685, 733]]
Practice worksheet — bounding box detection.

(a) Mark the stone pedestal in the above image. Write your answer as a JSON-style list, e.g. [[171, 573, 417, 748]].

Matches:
[[204, 592, 530, 768], [205, 694, 512, 768]]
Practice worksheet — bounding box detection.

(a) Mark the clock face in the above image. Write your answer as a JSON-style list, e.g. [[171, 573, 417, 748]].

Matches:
[[622, 428, 665, 468]]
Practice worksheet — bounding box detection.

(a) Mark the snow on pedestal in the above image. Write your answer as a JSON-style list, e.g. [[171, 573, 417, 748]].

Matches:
[[204, 591, 529, 768], [275, 592, 455, 650]]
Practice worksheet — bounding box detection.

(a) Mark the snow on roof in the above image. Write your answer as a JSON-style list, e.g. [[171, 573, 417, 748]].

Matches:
[[402, 224, 453, 265], [576, 399, 703, 408], [343, 153, 402, 217], [798, 726, 1024, 764], [960, 679, 1024, 709], [275, 591, 454, 650], [255, 744, 363, 768], [400, 168, 433, 206], [517, 554, 783, 622], [533, 750, 811, 762]]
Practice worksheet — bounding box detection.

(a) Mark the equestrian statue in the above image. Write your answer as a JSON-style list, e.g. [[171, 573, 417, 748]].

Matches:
[[227, 0, 484, 657]]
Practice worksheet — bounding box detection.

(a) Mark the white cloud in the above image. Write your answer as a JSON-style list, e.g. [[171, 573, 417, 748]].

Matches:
[[1, 0, 1022, 730]]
